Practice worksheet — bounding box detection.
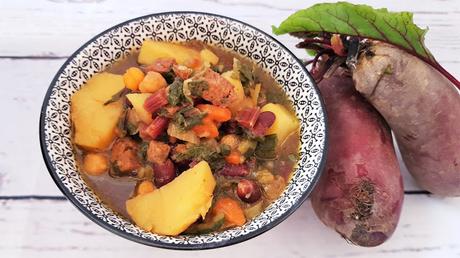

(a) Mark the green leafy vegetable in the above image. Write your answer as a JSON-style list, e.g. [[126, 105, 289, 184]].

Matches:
[[137, 141, 149, 162], [126, 123, 138, 135], [174, 143, 227, 170], [168, 78, 187, 106], [184, 213, 225, 234], [272, 2, 434, 62], [104, 88, 131, 106], [232, 59, 255, 95], [162, 71, 176, 84], [211, 64, 224, 73], [173, 106, 206, 130], [188, 79, 209, 97], [255, 134, 278, 160], [116, 108, 128, 137]]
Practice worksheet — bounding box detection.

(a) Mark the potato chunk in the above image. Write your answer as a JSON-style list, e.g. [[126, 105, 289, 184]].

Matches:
[[260, 103, 299, 144], [126, 161, 216, 236], [138, 40, 202, 69], [71, 73, 125, 150], [200, 49, 219, 66], [126, 93, 152, 124]]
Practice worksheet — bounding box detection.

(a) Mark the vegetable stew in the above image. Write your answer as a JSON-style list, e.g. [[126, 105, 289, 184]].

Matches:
[[71, 40, 300, 236]]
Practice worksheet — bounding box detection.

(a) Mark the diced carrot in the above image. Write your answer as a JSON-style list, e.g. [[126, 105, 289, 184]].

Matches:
[[137, 180, 156, 195], [213, 197, 246, 227], [192, 117, 219, 138], [196, 104, 232, 122], [225, 150, 244, 164], [123, 67, 145, 91]]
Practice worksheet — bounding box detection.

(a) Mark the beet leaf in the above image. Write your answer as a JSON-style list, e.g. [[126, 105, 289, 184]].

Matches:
[[272, 1, 460, 88]]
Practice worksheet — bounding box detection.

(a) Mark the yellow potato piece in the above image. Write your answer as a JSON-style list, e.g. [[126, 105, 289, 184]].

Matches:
[[138, 40, 202, 69], [200, 49, 219, 66], [126, 161, 216, 236], [126, 93, 153, 124], [71, 73, 125, 150], [261, 103, 299, 145]]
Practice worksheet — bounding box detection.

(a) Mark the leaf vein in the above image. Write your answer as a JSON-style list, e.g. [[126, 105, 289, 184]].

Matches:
[[381, 17, 417, 53]]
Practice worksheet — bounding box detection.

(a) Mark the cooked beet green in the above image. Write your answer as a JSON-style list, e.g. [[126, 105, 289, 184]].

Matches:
[[71, 40, 300, 236]]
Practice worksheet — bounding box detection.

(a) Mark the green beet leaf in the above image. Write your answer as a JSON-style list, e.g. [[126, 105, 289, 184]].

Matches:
[[272, 1, 435, 63]]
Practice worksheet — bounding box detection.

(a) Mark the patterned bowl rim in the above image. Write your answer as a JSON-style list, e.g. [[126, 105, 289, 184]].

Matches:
[[39, 11, 328, 250]]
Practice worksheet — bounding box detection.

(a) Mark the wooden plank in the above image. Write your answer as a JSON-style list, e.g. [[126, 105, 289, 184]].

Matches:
[[1, 0, 460, 77], [0, 58, 441, 195], [0, 59, 64, 196], [0, 195, 459, 257]]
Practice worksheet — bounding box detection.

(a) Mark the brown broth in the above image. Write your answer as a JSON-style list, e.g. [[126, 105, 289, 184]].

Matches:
[[76, 41, 300, 225]]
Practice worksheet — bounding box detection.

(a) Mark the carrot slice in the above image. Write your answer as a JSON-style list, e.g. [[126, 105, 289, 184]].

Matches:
[[192, 117, 219, 138], [225, 150, 244, 165], [213, 197, 246, 227], [197, 104, 232, 122]]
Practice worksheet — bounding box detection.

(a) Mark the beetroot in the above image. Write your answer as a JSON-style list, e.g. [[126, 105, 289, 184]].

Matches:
[[353, 42, 460, 196], [311, 69, 404, 247]]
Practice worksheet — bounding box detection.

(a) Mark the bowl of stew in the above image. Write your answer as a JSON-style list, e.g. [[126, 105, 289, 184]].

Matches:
[[40, 12, 327, 249]]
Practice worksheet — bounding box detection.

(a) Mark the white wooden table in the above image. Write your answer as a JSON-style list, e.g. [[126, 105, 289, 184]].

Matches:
[[1, 0, 459, 257]]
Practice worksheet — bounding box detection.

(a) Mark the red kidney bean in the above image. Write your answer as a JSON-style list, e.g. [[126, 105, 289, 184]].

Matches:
[[153, 159, 176, 187], [252, 111, 276, 136], [219, 163, 249, 177], [237, 179, 261, 203]]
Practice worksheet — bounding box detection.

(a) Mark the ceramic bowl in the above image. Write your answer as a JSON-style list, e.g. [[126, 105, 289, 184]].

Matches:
[[40, 12, 327, 249]]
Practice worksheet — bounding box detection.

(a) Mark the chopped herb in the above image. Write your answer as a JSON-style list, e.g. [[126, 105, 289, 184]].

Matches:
[[104, 88, 131, 106], [168, 78, 187, 106], [255, 134, 278, 160], [188, 79, 209, 97]]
